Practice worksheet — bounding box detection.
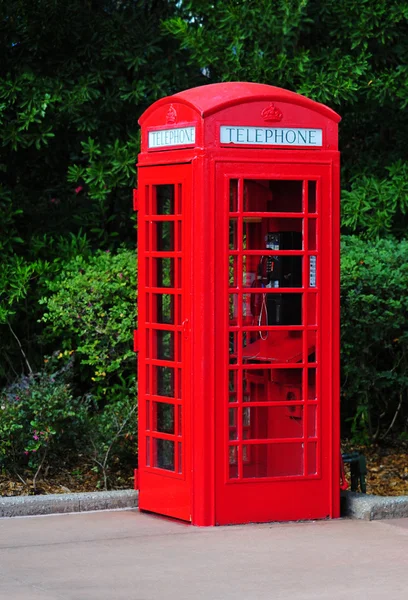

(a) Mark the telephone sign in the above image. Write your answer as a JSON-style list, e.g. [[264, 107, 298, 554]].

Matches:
[[136, 82, 341, 526], [220, 126, 323, 146]]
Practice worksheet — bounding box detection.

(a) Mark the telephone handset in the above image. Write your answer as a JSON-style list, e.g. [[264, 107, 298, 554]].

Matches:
[[250, 233, 280, 321], [250, 231, 302, 325]]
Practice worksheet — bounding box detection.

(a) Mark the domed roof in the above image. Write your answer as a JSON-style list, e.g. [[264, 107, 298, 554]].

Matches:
[[139, 82, 341, 124]]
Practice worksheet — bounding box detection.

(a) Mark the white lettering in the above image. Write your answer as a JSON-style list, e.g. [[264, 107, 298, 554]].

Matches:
[[148, 126, 196, 149], [220, 126, 322, 147]]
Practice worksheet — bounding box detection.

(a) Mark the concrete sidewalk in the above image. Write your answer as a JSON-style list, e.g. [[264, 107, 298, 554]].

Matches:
[[1, 510, 408, 600]]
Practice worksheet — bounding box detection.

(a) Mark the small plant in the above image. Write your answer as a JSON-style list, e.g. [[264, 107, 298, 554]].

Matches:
[[0, 353, 89, 491]]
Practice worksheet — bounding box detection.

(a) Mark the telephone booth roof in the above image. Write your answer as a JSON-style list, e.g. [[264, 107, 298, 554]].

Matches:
[[139, 82, 341, 123], [138, 82, 340, 155]]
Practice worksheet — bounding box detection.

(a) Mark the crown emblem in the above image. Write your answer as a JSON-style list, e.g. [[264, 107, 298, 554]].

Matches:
[[261, 103, 283, 122], [166, 104, 177, 124]]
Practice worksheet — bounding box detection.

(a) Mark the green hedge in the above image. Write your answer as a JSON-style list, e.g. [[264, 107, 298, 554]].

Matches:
[[341, 236, 408, 442]]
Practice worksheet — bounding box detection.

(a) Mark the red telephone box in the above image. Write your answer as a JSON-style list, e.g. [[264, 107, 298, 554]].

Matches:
[[136, 82, 340, 525]]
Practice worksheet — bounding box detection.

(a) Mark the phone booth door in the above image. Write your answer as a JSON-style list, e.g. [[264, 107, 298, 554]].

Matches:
[[215, 161, 336, 524], [137, 164, 192, 521]]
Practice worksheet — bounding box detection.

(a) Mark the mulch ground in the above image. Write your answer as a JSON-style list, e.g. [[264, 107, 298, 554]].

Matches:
[[347, 443, 408, 496], [0, 462, 133, 497], [1, 444, 407, 497]]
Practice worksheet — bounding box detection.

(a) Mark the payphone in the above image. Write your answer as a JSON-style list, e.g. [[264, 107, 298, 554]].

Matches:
[[136, 82, 340, 525]]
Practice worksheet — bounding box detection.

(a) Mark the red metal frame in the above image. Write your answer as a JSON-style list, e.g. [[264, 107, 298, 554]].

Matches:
[[137, 82, 340, 525]]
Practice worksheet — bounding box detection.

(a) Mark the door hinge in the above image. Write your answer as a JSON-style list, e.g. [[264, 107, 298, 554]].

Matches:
[[133, 329, 139, 352], [133, 188, 138, 211]]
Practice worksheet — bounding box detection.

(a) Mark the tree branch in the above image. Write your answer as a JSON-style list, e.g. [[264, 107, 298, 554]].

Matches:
[[7, 321, 33, 376]]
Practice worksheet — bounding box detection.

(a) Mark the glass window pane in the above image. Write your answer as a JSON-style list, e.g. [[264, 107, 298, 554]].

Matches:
[[243, 180, 303, 212], [154, 438, 174, 471], [243, 180, 272, 211], [145, 222, 150, 250], [154, 221, 174, 251], [242, 405, 303, 440], [178, 405, 182, 436], [176, 368, 182, 399], [145, 365, 150, 394], [154, 365, 174, 397], [307, 330, 316, 363], [243, 368, 303, 402], [154, 185, 174, 215], [229, 331, 238, 364], [308, 369, 316, 400], [177, 442, 182, 474], [308, 406, 317, 438], [152, 258, 174, 288], [230, 180, 238, 212], [308, 219, 317, 251], [307, 442, 317, 475], [177, 221, 182, 251], [176, 258, 182, 289], [243, 222, 303, 251], [146, 437, 151, 467], [242, 255, 302, 288], [243, 330, 303, 364], [229, 446, 238, 479], [229, 218, 238, 250], [243, 293, 302, 325], [154, 402, 174, 434], [229, 256, 238, 287], [153, 330, 174, 361], [229, 294, 239, 322], [307, 293, 316, 326], [146, 400, 150, 430], [229, 370, 238, 403], [308, 181, 317, 213], [153, 294, 174, 324], [242, 443, 304, 478], [177, 183, 182, 215], [229, 408, 238, 440]]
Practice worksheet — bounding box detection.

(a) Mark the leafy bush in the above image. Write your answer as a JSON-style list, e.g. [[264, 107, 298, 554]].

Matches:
[[341, 161, 408, 239], [341, 236, 408, 443], [39, 247, 137, 485], [0, 354, 89, 489], [40, 247, 136, 401]]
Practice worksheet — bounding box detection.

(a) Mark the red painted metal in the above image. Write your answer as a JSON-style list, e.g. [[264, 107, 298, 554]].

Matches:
[[134, 468, 139, 490], [137, 82, 341, 526], [133, 188, 139, 211]]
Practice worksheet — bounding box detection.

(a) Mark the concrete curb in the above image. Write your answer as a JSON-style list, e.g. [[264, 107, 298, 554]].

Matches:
[[0, 489, 139, 518], [2, 489, 408, 521], [342, 491, 408, 521]]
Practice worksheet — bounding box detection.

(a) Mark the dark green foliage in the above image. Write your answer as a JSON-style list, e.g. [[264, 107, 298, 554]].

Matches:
[[40, 247, 136, 408], [0, 0, 203, 384], [341, 236, 408, 442], [342, 162, 408, 238], [0, 355, 90, 488], [165, 0, 408, 180]]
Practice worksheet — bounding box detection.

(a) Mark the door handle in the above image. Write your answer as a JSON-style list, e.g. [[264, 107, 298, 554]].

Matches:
[[182, 318, 190, 340]]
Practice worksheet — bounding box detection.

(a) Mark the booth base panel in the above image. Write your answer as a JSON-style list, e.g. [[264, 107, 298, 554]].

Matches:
[[138, 471, 191, 523], [214, 479, 338, 526]]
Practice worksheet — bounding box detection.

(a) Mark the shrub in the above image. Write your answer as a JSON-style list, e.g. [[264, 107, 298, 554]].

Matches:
[[0, 354, 89, 489], [341, 236, 408, 443], [39, 247, 137, 484], [39, 247, 136, 404]]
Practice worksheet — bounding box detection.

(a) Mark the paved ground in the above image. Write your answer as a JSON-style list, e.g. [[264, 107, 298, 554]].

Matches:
[[1, 510, 408, 599]]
